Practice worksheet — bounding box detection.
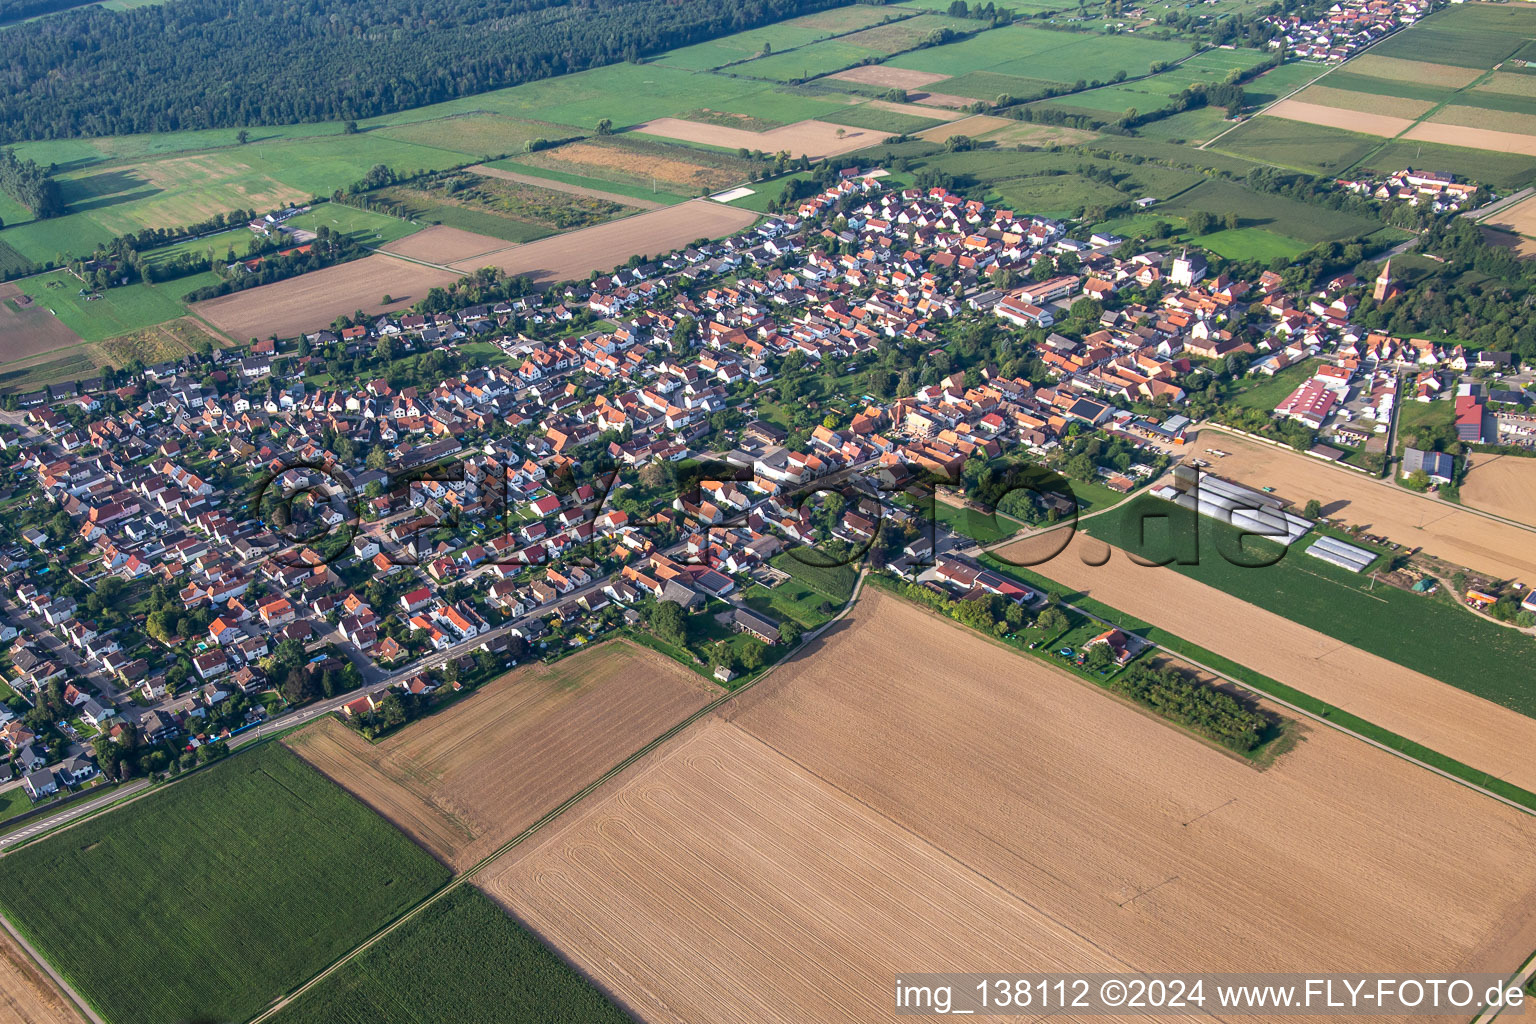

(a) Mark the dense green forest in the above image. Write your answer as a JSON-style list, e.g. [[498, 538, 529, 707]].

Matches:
[[0, 0, 92, 24], [0, 147, 62, 217], [0, 0, 848, 141]]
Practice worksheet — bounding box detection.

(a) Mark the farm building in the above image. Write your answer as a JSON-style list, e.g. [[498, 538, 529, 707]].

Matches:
[[1305, 535, 1376, 573], [1153, 470, 1313, 546]]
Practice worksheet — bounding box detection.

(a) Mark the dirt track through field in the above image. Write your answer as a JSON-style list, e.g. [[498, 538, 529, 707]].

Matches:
[[1185, 429, 1536, 581], [0, 927, 85, 1024], [1262, 99, 1415, 138], [190, 254, 460, 340], [481, 592, 1536, 1024], [631, 117, 881, 159], [995, 526, 1536, 794], [1461, 453, 1536, 527], [467, 165, 663, 209], [444, 200, 760, 284], [285, 641, 715, 870]]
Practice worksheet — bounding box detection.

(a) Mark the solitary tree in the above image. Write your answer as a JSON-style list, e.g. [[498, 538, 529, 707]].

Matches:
[[595, 118, 613, 136], [236, 129, 250, 144]]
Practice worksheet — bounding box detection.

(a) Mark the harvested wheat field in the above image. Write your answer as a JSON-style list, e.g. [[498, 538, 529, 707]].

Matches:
[[1461, 453, 1536, 527], [1481, 193, 1536, 239], [1262, 100, 1414, 138], [632, 117, 881, 159], [1187, 429, 1536, 580], [0, 927, 85, 1024], [285, 640, 715, 870], [483, 591, 1536, 1024], [191, 255, 459, 340], [996, 526, 1536, 793], [1292, 84, 1434, 121], [981, 120, 1100, 146], [828, 64, 951, 89], [1345, 54, 1482, 89], [381, 224, 511, 264], [915, 113, 1015, 142], [1404, 121, 1536, 157], [866, 98, 966, 121], [446, 201, 758, 285], [468, 164, 663, 209]]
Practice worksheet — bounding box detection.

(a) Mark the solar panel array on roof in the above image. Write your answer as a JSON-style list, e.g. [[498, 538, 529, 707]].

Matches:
[[1305, 534, 1375, 573]]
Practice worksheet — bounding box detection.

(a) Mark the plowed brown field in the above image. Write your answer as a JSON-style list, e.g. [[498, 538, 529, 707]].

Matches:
[[1190, 429, 1536, 581], [381, 224, 511, 264], [1262, 99, 1414, 138], [995, 526, 1536, 794], [828, 65, 952, 89], [1461, 453, 1536, 527], [285, 641, 715, 869], [445, 200, 759, 285], [1404, 121, 1536, 157], [480, 592, 1536, 1024], [190, 254, 460, 340], [0, 928, 84, 1024]]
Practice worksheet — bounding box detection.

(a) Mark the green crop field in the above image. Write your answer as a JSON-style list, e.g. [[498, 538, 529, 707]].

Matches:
[[14, 270, 191, 341], [0, 238, 32, 276], [772, 549, 857, 602], [1242, 61, 1324, 107], [1081, 495, 1535, 715], [938, 70, 1058, 102], [1189, 226, 1305, 261], [1212, 116, 1380, 177], [733, 38, 882, 81], [270, 887, 630, 1024], [1163, 179, 1377, 245], [816, 104, 944, 133], [0, 744, 450, 1024]]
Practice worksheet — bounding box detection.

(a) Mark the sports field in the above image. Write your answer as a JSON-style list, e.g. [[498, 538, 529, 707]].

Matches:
[[480, 590, 1536, 1023], [285, 640, 716, 870], [0, 745, 449, 1024]]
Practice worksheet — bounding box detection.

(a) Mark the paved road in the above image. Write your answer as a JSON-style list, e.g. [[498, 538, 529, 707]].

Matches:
[[0, 779, 151, 850], [1465, 186, 1535, 224]]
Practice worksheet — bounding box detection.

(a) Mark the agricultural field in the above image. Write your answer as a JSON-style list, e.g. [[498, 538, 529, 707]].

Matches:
[[482, 590, 1536, 1024], [1191, 428, 1536, 584], [190, 254, 461, 341], [12, 271, 189, 343], [1161, 179, 1378, 246], [0, 282, 85, 364], [1360, 137, 1536, 190], [368, 113, 585, 158], [519, 134, 762, 194], [0, 745, 449, 1024], [0, 926, 83, 1024], [651, 5, 899, 71], [368, 172, 635, 243], [285, 640, 716, 870], [441, 200, 759, 281], [1052, 480, 1536, 718], [632, 117, 883, 160], [1212, 116, 1380, 176], [1459, 453, 1536, 528], [93, 316, 227, 368], [269, 888, 631, 1024]]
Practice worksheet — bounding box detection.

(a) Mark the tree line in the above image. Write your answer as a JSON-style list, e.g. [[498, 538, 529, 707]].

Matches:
[[0, 0, 847, 141], [1106, 661, 1271, 753], [0, 146, 63, 217]]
